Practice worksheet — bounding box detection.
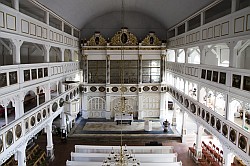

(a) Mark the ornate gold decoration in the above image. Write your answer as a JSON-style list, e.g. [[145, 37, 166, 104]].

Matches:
[[87, 32, 107, 46], [110, 28, 138, 46], [141, 32, 161, 46]]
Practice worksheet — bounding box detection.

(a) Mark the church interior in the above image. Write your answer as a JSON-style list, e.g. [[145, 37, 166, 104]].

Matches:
[[0, 0, 250, 165]]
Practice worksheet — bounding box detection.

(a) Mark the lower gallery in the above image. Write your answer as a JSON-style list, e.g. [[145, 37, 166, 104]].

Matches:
[[0, 0, 250, 165]]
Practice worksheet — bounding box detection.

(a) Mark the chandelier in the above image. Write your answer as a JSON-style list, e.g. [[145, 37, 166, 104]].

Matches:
[[102, 0, 140, 165], [102, 145, 140, 166]]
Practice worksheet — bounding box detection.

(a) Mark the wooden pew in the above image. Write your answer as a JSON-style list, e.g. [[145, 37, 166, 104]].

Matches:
[[71, 152, 178, 163], [75, 145, 174, 154], [66, 160, 183, 166]]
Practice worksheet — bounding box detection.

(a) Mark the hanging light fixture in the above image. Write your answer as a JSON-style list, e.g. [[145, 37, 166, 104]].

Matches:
[[102, 0, 140, 165]]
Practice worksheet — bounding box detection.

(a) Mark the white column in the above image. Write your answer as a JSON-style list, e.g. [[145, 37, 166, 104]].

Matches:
[[71, 27, 74, 36], [198, 45, 205, 64], [195, 124, 204, 160], [16, 142, 27, 166], [106, 55, 110, 84], [46, 121, 54, 160], [60, 112, 67, 135], [138, 90, 143, 120], [172, 103, 177, 126], [12, 0, 19, 11], [61, 22, 64, 32], [222, 145, 234, 166], [184, 48, 188, 63], [106, 94, 111, 119], [160, 91, 166, 119], [175, 27, 178, 36], [231, 0, 237, 13], [12, 39, 23, 64], [44, 11, 49, 24], [45, 83, 51, 102], [70, 50, 74, 61], [228, 42, 238, 68], [44, 45, 51, 63], [185, 22, 188, 32], [138, 55, 142, 84], [60, 48, 65, 62], [4, 106, 8, 125], [182, 111, 188, 136], [83, 55, 88, 83], [174, 49, 178, 62], [82, 91, 88, 119], [200, 12, 205, 26]]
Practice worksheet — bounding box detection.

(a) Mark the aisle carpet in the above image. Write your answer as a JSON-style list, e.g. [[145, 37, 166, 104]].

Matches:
[[83, 122, 163, 131], [70, 118, 176, 135]]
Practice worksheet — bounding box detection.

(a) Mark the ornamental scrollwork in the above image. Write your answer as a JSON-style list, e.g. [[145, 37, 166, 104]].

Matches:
[[87, 32, 107, 46], [110, 28, 138, 46], [141, 32, 161, 46]]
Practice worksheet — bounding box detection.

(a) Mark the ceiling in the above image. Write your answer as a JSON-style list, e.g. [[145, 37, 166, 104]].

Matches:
[[37, 0, 215, 30]]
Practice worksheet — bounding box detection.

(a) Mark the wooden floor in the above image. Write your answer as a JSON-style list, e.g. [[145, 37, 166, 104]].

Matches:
[[35, 134, 197, 166]]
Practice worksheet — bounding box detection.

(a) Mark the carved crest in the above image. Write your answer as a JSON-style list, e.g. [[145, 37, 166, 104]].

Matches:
[[110, 28, 138, 46], [87, 32, 107, 46], [141, 32, 161, 46]]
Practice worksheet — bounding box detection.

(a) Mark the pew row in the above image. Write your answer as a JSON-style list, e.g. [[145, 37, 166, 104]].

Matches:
[[75, 145, 174, 154], [71, 152, 178, 163], [66, 160, 183, 166]]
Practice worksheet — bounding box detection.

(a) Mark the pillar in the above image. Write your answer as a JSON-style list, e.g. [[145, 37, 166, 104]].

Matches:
[[16, 142, 27, 166], [82, 91, 88, 119], [185, 22, 188, 32], [138, 54, 142, 84], [175, 27, 178, 37], [83, 55, 88, 83], [198, 45, 205, 64], [105, 55, 111, 119], [200, 12, 205, 26], [231, 0, 237, 13], [44, 11, 49, 24], [160, 91, 166, 119], [195, 124, 204, 160], [70, 50, 74, 61], [106, 95, 111, 119], [61, 22, 64, 32], [138, 89, 143, 120], [44, 45, 51, 63], [12, 39, 23, 64], [182, 111, 188, 136], [160, 54, 165, 83], [4, 106, 8, 125], [184, 48, 188, 63], [60, 112, 67, 137], [46, 122, 54, 161], [174, 49, 178, 62], [228, 42, 238, 68], [12, 0, 19, 11], [60, 48, 65, 62], [222, 145, 234, 166], [172, 103, 177, 126], [106, 55, 110, 84], [71, 27, 74, 36]]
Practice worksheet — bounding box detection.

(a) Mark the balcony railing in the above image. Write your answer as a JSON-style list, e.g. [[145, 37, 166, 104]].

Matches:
[[0, 62, 80, 95], [166, 61, 250, 99], [167, 85, 250, 165], [167, 7, 250, 48], [0, 3, 79, 48], [0, 86, 80, 164]]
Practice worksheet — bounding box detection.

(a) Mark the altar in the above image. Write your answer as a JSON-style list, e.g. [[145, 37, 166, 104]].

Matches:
[[114, 113, 133, 125]]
